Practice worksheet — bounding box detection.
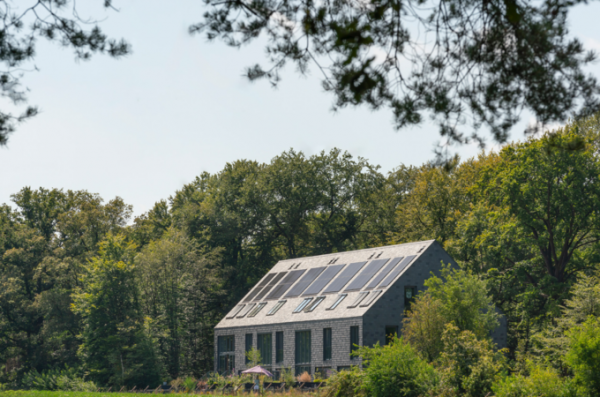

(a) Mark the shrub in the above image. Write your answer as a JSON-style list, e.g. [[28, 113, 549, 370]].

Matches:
[[403, 265, 500, 361], [437, 324, 505, 397], [297, 371, 311, 383], [22, 367, 97, 391], [566, 316, 600, 395], [492, 362, 578, 397], [280, 367, 296, 389], [182, 376, 197, 392], [322, 367, 365, 397], [358, 337, 438, 397]]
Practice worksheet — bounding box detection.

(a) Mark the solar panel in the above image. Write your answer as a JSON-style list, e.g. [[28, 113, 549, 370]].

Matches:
[[344, 258, 390, 291], [302, 264, 345, 296], [348, 292, 369, 308], [243, 273, 276, 302], [364, 257, 404, 289], [265, 270, 306, 300], [254, 272, 287, 301], [322, 261, 367, 294], [285, 267, 326, 298], [360, 290, 382, 306], [378, 256, 417, 288]]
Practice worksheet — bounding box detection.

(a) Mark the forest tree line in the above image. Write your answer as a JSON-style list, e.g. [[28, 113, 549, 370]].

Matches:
[[2, 115, 600, 389]]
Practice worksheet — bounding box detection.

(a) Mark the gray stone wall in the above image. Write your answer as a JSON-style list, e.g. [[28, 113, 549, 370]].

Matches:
[[363, 241, 507, 349], [214, 317, 363, 374]]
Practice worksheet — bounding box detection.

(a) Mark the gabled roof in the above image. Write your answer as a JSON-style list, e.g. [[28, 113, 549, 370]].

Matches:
[[215, 240, 437, 329]]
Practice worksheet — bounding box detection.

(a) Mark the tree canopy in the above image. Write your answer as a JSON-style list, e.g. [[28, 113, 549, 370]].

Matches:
[[193, 0, 600, 144]]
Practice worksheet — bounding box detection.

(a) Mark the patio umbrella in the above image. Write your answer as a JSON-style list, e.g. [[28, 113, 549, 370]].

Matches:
[[242, 365, 273, 377]]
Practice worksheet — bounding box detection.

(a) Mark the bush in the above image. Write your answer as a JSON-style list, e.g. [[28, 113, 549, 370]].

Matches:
[[358, 337, 438, 397], [566, 316, 600, 395], [492, 362, 578, 397], [22, 367, 97, 391], [297, 371, 311, 383], [403, 265, 500, 361], [437, 324, 505, 397], [280, 367, 296, 389], [322, 367, 365, 397]]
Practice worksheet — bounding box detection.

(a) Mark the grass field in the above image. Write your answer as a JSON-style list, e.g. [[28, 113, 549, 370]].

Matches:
[[0, 391, 316, 397], [0, 393, 237, 397]]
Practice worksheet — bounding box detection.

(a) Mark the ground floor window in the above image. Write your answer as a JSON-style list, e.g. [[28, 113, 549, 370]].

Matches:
[[276, 331, 284, 363], [218, 335, 235, 372], [350, 326, 359, 359], [245, 333, 253, 364], [315, 367, 332, 379], [295, 330, 311, 375], [323, 328, 332, 361], [258, 333, 273, 366]]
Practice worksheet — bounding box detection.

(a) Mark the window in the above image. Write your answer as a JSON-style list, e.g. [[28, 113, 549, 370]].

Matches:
[[404, 286, 417, 313], [295, 330, 311, 375], [385, 326, 399, 345], [218, 335, 235, 372], [315, 367, 332, 379], [360, 290, 382, 306], [226, 304, 245, 319], [327, 294, 347, 310], [348, 292, 369, 308], [350, 326, 359, 359], [237, 303, 256, 318], [245, 334, 253, 364], [305, 296, 326, 312], [323, 328, 332, 361], [276, 331, 284, 363], [257, 333, 272, 366], [267, 300, 286, 315], [293, 298, 313, 313], [248, 302, 267, 317]]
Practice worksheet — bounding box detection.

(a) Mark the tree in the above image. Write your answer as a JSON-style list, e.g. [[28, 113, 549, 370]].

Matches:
[[356, 337, 438, 397], [402, 265, 500, 361], [193, 0, 599, 145], [565, 316, 600, 396], [0, 1, 129, 146], [135, 229, 225, 377], [437, 324, 506, 397], [72, 234, 161, 387]]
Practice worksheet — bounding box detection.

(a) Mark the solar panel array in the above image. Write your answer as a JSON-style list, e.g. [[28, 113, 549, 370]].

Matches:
[[285, 267, 326, 297], [254, 272, 287, 301], [322, 261, 367, 293], [243, 273, 276, 302], [302, 264, 345, 296], [364, 257, 403, 289], [266, 270, 306, 300], [344, 258, 390, 291], [378, 256, 416, 288]]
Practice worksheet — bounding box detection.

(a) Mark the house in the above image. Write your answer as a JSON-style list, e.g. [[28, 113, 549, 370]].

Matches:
[[213, 240, 507, 377]]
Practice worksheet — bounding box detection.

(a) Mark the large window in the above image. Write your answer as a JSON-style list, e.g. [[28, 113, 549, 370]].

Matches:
[[218, 335, 235, 372], [323, 328, 332, 361], [295, 330, 311, 375], [276, 331, 284, 364], [245, 334, 253, 364], [350, 326, 359, 359], [257, 333, 273, 367]]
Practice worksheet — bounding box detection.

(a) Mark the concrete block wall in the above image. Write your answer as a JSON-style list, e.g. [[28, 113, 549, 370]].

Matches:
[[214, 317, 362, 374]]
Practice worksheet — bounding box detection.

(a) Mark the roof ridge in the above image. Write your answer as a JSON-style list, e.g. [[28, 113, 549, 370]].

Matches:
[[279, 239, 436, 262]]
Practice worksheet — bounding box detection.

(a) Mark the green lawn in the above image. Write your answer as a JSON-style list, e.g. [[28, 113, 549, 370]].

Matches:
[[0, 393, 235, 397]]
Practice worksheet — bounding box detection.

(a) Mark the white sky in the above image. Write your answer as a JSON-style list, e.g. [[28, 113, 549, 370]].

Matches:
[[2, 0, 600, 217]]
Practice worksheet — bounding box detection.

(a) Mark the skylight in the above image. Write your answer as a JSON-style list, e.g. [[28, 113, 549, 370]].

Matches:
[[348, 292, 369, 308], [293, 298, 313, 313], [248, 302, 267, 317], [267, 300, 286, 316], [327, 294, 347, 310], [304, 296, 326, 312]]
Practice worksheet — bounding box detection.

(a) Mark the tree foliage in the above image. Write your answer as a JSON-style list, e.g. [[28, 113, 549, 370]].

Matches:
[[194, 0, 599, 144], [0, 1, 129, 146]]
